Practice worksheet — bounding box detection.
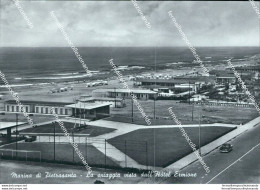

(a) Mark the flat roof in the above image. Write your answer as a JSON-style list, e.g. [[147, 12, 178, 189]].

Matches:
[[0, 122, 26, 130], [79, 97, 95, 102], [235, 65, 260, 70], [104, 89, 157, 94], [94, 97, 123, 101], [80, 96, 123, 101], [65, 102, 111, 110], [216, 74, 236, 78], [136, 76, 216, 84], [5, 100, 74, 106]]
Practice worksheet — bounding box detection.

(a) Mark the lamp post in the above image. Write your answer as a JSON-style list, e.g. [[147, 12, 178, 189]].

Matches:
[[199, 110, 201, 156], [114, 88, 116, 108], [189, 82, 191, 104], [52, 121, 56, 161], [131, 92, 134, 123], [191, 97, 194, 121], [16, 113, 18, 158], [198, 100, 204, 156], [72, 127, 75, 163], [153, 93, 158, 120]]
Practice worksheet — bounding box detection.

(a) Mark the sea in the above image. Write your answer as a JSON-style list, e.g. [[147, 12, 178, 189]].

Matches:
[[0, 46, 259, 86]]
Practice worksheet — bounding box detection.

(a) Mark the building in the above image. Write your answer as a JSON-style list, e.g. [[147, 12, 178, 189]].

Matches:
[[4, 100, 73, 115], [189, 94, 208, 102], [65, 102, 110, 120], [234, 65, 260, 73], [92, 89, 158, 100], [216, 73, 236, 84], [134, 76, 216, 93], [108, 89, 157, 100], [4, 100, 111, 120], [210, 70, 236, 84], [0, 122, 26, 142], [79, 95, 126, 108], [254, 85, 260, 96]]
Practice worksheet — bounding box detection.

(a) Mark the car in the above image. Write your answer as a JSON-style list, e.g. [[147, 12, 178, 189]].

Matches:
[[24, 136, 36, 142], [219, 143, 233, 153]]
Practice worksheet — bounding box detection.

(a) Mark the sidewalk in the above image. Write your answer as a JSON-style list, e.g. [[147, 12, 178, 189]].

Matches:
[[166, 116, 260, 171]]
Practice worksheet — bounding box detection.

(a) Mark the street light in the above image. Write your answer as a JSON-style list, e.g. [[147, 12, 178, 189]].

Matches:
[[114, 88, 117, 108], [52, 121, 56, 161], [72, 127, 75, 163], [153, 93, 158, 120], [198, 100, 205, 156], [199, 110, 201, 156], [16, 113, 18, 158], [130, 92, 134, 123], [191, 97, 195, 121]]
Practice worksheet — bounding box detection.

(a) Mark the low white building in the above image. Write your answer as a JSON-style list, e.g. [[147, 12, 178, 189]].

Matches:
[[4, 100, 73, 115], [92, 89, 157, 100], [4, 99, 112, 119], [79, 95, 126, 108], [189, 94, 208, 102]]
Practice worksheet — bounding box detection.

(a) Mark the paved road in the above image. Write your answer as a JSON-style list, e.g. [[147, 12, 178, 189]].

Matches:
[[161, 123, 260, 184]]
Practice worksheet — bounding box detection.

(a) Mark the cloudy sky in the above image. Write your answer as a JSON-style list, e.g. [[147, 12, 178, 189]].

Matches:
[[0, 1, 259, 47]]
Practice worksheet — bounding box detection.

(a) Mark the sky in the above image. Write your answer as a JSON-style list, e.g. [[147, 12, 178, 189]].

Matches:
[[0, 0, 259, 47]]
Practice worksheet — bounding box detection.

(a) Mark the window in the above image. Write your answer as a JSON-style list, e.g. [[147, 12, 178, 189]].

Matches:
[[65, 109, 68, 115], [7, 105, 9, 112], [60, 108, 63, 115], [16, 106, 19, 112], [90, 109, 94, 115], [12, 106, 14, 112], [26, 106, 29, 113], [45, 107, 48, 114], [36, 107, 39, 113], [41, 107, 44, 113]]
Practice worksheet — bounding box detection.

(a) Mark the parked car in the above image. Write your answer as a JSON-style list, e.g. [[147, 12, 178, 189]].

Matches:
[[219, 143, 233, 153], [24, 136, 37, 142]]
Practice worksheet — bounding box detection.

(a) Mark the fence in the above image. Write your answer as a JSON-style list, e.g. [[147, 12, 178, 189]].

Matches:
[[176, 101, 255, 108], [0, 149, 41, 162], [0, 136, 149, 171]]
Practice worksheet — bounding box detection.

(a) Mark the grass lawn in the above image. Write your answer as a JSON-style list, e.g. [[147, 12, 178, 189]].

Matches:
[[108, 126, 235, 167], [109, 99, 258, 125], [19, 122, 116, 137], [0, 142, 119, 168]]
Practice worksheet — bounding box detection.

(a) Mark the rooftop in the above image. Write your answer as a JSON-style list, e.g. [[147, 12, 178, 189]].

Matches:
[[65, 102, 111, 110], [0, 122, 26, 130], [216, 73, 236, 78], [100, 88, 157, 94], [4, 100, 74, 106], [94, 97, 124, 101], [136, 76, 216, 84], [235, 65, 260, 71]]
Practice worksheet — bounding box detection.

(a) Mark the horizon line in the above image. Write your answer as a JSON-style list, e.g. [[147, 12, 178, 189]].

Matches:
[[0, 46, 260, 48]]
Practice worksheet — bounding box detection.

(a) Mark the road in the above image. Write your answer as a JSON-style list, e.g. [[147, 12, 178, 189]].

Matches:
[[161, 123, 260, 184]]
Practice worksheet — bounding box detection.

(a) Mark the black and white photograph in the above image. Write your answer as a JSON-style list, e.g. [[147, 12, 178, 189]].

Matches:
[[0, 0, 259, 188]]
